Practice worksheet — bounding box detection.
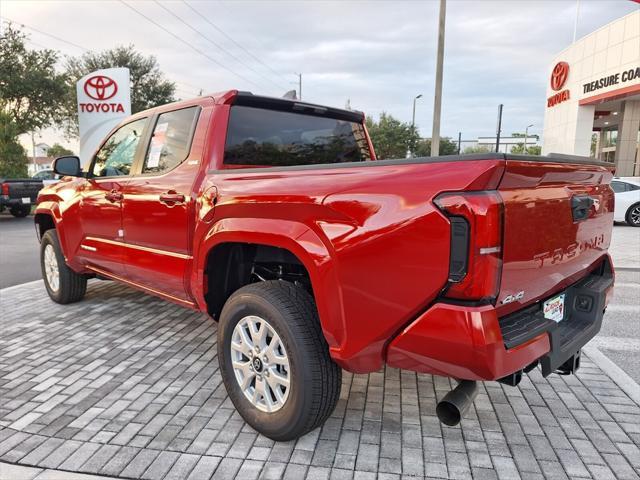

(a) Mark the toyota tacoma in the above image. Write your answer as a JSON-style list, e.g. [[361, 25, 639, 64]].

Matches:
[[35, 91, 615, 440]]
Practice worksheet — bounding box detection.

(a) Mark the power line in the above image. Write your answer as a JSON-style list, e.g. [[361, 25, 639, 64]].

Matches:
[[119, 0, 262, 90], [154, 0, 287, 92], [0, 17, 88, 52], [181, 1, 288, 84]]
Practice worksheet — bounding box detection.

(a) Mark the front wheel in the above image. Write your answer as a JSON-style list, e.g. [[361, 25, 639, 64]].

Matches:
[[626, 203, 640, 227], [218, 281, 341, 441], [10, 205, 30, 217], [40, 230, 87, 304]]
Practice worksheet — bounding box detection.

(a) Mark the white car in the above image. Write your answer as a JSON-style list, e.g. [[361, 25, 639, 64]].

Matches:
[[612, 177, 640, 227], [31, 169, 60, 187]]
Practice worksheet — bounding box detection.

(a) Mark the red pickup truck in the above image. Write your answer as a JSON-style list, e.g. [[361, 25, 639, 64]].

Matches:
[[35, 91, 615, 440]]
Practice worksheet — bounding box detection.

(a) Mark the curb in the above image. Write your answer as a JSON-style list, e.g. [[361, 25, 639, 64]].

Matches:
[[0, 279, 43, 295], [583, 345, 640, 406]]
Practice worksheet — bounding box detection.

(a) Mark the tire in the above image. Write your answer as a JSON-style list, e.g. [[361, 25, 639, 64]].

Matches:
[[218, 280, 341, 441], [10, 205, 30, 217], [40, 229, 87, 304], [625, 203, 640, 227]]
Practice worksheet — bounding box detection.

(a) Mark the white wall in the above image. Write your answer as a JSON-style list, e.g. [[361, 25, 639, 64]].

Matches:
[[542, 11, 640, 156]]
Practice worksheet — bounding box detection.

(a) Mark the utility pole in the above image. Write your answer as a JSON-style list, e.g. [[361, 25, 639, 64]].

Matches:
[[524, 124, 533, 154], [457, 131, 461, 154], [430, 0, 446, 157], [296, 73, 302, 100], [495, 104, 503, 153]]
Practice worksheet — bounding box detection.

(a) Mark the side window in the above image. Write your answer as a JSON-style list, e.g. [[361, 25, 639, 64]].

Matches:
[[142, 107, 199, 175], [626, 182, 640, 191], [611, 181, 626, 193], [91, 118, 147, 177]]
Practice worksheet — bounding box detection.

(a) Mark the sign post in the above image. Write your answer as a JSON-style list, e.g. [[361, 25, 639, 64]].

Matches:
[[76, 67, 131, 166]]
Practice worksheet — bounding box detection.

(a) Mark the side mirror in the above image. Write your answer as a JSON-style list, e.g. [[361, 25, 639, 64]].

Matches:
[[53, 156, 82, 177]]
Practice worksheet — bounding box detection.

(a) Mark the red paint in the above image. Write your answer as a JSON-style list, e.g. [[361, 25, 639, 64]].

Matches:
[[36, 90, 614, 380], [550, 62, 569, 91]]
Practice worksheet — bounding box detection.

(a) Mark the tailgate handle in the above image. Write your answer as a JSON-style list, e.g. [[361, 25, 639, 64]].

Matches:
[[571, 195, 594, 222]]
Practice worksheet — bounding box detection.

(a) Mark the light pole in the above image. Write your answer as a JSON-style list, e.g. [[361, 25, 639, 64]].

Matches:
[[524, 124, 533, 154], [409, 94, 422, 158]]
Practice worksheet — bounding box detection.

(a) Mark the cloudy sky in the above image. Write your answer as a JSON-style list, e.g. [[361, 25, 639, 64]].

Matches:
[[3, 0, 639, 152]]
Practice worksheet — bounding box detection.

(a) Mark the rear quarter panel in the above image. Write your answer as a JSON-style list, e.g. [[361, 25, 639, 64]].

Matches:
[[196, 159, 505, 372]]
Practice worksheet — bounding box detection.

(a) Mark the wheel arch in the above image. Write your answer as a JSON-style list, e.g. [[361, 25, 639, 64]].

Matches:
[[193, 217, 345, 352]]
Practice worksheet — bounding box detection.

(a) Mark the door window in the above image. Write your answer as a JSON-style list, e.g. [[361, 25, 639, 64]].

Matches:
[[91, 118, 147, 177], [142, 107, 200, 175]]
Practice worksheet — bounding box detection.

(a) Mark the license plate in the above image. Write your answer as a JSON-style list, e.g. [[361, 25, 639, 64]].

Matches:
[[543, 294, 565, 323], [21, 197, 30, 204]]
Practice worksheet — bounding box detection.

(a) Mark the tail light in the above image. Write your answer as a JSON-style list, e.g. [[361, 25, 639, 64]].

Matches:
[[434, 191, 503, 302], [1, 183, 8, 196]]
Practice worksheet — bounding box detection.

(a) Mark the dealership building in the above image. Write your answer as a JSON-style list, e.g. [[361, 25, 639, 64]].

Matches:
[[542, 10, 640, 176]]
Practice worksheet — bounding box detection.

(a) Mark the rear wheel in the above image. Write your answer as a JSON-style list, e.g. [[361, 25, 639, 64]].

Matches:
[[40, 230, 87, 303], [626, 203, 640, 227], [218, 280, 341, 441], [10, 205, 30, 217]]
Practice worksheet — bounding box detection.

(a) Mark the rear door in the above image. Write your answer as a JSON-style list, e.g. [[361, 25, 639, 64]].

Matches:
[[496, 158, 614, 316], [120, 105, 203, 303]]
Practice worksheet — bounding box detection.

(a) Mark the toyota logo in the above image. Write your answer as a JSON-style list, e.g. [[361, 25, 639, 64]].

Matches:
[[84, 75, 118, 101], [550, 62, 569, 91]]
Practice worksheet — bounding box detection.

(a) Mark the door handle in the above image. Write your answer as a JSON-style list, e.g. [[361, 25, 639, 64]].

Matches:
[[159, 191, 185, 204], [105, 190, 123, 202]]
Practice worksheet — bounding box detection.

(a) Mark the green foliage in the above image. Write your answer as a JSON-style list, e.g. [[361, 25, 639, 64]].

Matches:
[[413, 137, 459, 157], [512, 132, 539, 140], [47, 143, 74, 158], [365, 113, 419, 159], [0, 112, 28, 178], [0, 24, 68, 135], [62, 45, 176, 136], [510, 143, 541, 155], [463, 145, 492, 154]]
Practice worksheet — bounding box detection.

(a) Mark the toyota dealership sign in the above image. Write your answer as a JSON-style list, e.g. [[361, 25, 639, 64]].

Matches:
[[77, 67, 131, 165]]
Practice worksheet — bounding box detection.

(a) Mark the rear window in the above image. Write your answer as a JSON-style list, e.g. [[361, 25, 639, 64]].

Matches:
[[224, 106, 371, 167]]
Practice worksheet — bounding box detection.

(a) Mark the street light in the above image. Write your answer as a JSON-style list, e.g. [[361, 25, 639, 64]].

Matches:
[[524, 124, 534, 154], [410, 94, 423, 158]]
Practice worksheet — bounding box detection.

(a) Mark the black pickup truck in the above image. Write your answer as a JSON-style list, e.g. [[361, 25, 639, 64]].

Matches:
[[0, 178, 43, 217]]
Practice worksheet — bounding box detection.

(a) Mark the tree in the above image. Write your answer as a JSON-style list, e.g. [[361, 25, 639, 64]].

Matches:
[[62, 45, 176, 135], [512, 132, 539, 140], [0, 24, 68, 135], [413, 137, 459, 157], [365, 113, 419, 159], [463, 145, 491, 154], [0, 112, 28, 178], [510, 143, 542, 155], [46, 143, 74, 158]]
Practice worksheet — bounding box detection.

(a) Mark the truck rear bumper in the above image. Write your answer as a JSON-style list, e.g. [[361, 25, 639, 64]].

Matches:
[[386, 256, 614, 381]]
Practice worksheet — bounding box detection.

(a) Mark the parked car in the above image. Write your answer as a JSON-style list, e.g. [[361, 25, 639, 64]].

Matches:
[[0, 178, 43, 217], [611, 177, 640, 226], [32, 169, 61, 187], [35, 91, 615, 440]]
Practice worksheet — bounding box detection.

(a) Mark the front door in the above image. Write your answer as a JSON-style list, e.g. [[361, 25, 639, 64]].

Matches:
[[120, 106, 201, 302], [77, 117, 149, 277]]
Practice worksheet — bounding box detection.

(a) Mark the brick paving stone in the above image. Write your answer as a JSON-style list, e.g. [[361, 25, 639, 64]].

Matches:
[[1, 281, 639, 480]]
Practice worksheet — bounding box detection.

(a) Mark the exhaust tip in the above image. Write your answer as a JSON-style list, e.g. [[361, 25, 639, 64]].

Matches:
[[436, 400, 462, 426], [436, 380, 478, 426]]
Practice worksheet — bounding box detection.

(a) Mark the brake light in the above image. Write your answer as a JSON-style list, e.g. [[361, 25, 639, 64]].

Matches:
[[1, 183, 8, 196], [434, 191, 503, 302]]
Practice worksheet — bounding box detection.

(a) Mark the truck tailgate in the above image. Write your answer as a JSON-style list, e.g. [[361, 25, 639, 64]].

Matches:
[[496, 159, 614, 317]]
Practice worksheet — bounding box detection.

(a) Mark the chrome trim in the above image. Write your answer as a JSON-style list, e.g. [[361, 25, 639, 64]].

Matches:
[[84, 236, 192, 260], [80, 244, 97, 252]]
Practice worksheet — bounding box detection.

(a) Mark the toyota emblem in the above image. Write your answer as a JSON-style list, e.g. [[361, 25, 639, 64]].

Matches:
[[84, 75, 118, 101], [550, 62, 569, 91]]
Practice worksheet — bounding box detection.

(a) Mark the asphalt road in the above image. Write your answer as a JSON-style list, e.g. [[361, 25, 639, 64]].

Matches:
[[0, 213, 40, 289], [1, 213, 639, 385]]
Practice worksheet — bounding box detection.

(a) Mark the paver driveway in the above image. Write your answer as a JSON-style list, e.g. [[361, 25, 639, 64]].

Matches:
[[1, 280, 639, 479]]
